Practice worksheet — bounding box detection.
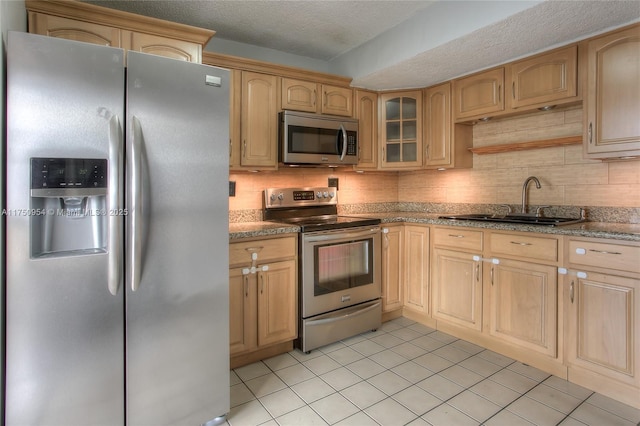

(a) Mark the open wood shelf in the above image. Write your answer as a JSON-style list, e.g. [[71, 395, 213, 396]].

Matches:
[[469, 135, 582, 155]]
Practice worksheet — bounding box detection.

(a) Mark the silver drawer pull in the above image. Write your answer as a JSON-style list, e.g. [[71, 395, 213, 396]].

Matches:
[[448, 234, 465, 238], [510, 241, 532, 246], [589, 249, 622, 255]]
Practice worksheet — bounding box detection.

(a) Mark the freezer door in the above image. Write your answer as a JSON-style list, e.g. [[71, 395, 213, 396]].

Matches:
[[125, 51, 230, 425], [5, 32, 125, 425]]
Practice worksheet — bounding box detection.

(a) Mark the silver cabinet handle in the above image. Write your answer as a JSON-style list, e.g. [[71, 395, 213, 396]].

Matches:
[[588, 122, 593, 144], [491, 266, 495, 286], [510, 241, 533, 246], [244, 275, 249, 297], [512, 82, 515, 99], [570, 280, 575, 304], [475, 263, 480, 282], [589, 249, 622, 255], [107, 115, 123, 296], [448, 234, 465, 238], [128, 116, 146, 292]]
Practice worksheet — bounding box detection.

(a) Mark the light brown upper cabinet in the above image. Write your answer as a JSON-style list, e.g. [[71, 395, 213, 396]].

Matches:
[[584, 24, 640, 159], [380, 91, 423, 169], [453, 68, 505, 122], [508, 45, 579, 110], [281, 78, 318, 113], [26, 0, 213, 63], [354, 89, 378, 170], [231, 71, 279, 169], [281, 78, 353, 117], [423, 82, 472, 169], [322, 85, 353, 116]]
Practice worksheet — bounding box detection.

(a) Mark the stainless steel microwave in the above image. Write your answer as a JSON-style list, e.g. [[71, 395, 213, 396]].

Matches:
[[279, 110, 358, 166]]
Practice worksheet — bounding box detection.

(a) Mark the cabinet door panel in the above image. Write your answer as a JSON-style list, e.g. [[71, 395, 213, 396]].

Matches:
[[241, 72, 278, 167], [490, 260, 557, 357], [432, 248, 482, 330], [230, 268, 256, 355], [258, 260, 297, 347], [567, 272, 639, 387], [29, 12, 121, 46], [586, 25, 640, 156], [424, 83, 451, 167], [380, 91, 423, 169], [321, 85, 353, 116], [404, 225, 429, 315], [282, 78, 317, 112], [127, 32, 200, 62], [354, 90, 378, 169], [510, 45, 577, 108], [382, 226, 403, 312], [453, 68, 504, 120]]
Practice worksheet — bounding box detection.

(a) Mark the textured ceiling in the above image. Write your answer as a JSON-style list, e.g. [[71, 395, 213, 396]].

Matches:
[[86, 0, 436, 60], [84, 0, 640, 90]]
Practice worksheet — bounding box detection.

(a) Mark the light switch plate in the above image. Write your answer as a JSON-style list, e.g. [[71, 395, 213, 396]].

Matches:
[[328, 178, 339, 189]]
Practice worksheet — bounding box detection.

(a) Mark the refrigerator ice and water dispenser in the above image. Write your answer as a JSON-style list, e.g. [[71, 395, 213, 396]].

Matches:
[[30, 157, 108, 257]]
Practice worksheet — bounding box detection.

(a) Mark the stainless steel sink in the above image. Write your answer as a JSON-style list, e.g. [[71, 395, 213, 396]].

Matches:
[[439, 213, 584, 226]]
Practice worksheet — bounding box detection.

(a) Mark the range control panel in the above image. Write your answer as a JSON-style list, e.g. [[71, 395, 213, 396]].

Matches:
[[31, 157, 107, 190], [264, 187, 337, 208]]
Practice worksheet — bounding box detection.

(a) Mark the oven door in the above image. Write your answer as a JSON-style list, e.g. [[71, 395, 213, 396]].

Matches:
[[301, 225, 381, 318]]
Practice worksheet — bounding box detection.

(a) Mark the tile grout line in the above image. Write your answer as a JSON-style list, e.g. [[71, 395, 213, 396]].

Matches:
[[231, 319, 639, 426]]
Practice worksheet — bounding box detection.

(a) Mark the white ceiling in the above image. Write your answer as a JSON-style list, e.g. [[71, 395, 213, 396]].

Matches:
[[84, 0, 640, 90]]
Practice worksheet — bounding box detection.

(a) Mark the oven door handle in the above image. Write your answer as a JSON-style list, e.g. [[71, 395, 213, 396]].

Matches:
[[304, 227, 380, 242], [306, 301, 381, 326]]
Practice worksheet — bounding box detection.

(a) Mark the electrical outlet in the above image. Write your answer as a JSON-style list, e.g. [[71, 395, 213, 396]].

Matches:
[[328, 177, 339, 189], [229, 181, 236, 197]]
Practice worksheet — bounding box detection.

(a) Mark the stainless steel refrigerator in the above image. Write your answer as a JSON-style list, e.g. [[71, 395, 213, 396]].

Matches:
[[5, 31, 230, 425]]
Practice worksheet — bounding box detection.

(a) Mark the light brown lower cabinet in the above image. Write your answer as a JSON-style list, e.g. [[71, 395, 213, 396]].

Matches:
[[431, 227, 484, 333], [403, 225, 430, 315], [432, 247, 483, 331], [487, 232, 560, 358], [564, 237, 640, 408], [488, 258, 558, 357], [229, 236, 297, 367], [381, 225, 403, 313]]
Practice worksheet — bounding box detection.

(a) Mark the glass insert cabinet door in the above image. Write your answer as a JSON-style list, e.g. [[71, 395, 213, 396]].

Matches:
[[380, 90, 422, 168]]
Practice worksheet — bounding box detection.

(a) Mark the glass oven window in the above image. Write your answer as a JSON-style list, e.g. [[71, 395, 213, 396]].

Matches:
[[314, 238, 373, 296]]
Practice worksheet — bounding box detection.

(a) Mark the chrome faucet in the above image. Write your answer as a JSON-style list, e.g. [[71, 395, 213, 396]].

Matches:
[[521, 176, 541, 214]]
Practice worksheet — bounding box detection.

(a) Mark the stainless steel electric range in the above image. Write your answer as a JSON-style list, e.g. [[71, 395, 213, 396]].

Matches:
[[264, 187, 382, 353]]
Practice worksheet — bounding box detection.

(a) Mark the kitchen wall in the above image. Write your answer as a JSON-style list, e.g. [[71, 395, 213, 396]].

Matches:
[[400, 105, 640, 209], [229, 169, 399, 221], [230, 104, 640, 223]]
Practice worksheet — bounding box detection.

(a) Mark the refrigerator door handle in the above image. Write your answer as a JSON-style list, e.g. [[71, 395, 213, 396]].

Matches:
[[129, 116, 145, 292], [108, 115, 123, 295]]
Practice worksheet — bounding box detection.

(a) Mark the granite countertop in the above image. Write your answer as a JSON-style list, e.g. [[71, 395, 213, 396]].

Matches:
[[230, 213, 640, 242], [229, 221, 299, 240]]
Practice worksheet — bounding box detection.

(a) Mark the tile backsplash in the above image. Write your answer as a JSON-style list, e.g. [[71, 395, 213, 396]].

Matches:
[[229, 105, 640, 223]]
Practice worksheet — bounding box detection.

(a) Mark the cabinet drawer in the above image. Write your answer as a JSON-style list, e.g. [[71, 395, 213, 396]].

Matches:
[[433, 227, 483, 252], [230, 236, 296, 266], [569, 240, 640, 274], [491, 233, 558, 262]]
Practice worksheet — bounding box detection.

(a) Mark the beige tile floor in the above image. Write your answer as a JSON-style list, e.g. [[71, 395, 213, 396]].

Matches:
[[226, 317, 640, 426]]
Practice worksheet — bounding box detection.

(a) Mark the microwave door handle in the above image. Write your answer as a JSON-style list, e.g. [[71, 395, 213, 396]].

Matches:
[[339, 124, 347, 161]]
